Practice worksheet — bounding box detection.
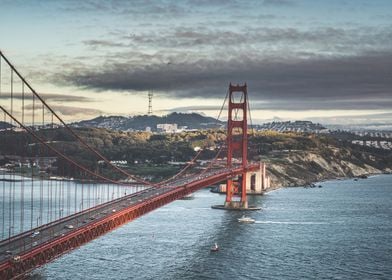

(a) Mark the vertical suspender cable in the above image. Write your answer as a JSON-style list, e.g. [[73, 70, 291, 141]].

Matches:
[[54, 175, 57, 220], [30, 94, 35, 230], [39, 103, 44, 226], [8, 113, 12, 237], [49, 113, 54, 222], [61, 177, 64, 218], [106, 183, 109, 203], [87, 178, 90, 209], [74, 166, 77, 214], [65, 177, 70, 216], [39, 145, 43, 227], [10, 68, 15, 237], [21, 82, 25, 233], [48, 155, 52, 223], [59, 177, 61, 218], [46, 138, 50, 224], [81, 175, 84, 211], [1, 111, 5, 240], [247, 93, 255, 137], [60, 163, 63, 217], [0, 54, 3, 239]]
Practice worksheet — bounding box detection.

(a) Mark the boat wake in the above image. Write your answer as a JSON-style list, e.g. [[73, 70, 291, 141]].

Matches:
[[255, 221, 329, 225]]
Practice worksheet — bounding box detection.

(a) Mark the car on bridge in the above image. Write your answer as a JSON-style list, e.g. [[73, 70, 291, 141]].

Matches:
[[30, 231, 40, 238], [11, 255, 21, 263]]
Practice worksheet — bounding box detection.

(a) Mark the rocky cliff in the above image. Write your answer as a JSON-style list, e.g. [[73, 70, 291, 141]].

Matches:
[[265, 149, 391, 188]]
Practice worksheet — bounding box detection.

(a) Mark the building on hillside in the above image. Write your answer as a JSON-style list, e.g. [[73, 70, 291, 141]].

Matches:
[[157, 123, 178, 133]]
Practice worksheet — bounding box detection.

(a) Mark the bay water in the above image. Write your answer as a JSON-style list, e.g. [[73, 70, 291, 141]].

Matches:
[[23, 174, 392, 279]]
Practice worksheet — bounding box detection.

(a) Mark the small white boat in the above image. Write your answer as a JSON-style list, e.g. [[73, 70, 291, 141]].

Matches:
[[238, 215, 255, 224], [210, 243, 219, 252]]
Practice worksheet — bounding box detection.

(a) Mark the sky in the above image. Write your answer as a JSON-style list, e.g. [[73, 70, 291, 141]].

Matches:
[[0, 0, 391, 125]]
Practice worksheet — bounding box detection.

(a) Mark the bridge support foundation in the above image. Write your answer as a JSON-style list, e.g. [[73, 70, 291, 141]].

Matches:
[[246, 162, 270, 194]]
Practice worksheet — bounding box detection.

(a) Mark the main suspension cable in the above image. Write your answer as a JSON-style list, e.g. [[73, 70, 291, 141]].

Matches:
[[0, 51, 154, 186]]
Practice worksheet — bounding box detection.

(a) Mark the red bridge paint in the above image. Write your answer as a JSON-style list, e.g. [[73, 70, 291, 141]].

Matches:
[[0, 165, 259, 279]]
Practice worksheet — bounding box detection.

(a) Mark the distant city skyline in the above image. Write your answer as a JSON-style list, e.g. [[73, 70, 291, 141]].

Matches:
[[1, 0, 391, 125]]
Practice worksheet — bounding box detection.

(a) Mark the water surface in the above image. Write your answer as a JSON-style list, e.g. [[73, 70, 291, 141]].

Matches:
[[27, 175, 392, 279]]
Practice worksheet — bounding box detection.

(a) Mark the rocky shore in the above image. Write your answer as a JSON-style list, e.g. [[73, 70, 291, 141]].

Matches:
[[265, 149, 391, 188]]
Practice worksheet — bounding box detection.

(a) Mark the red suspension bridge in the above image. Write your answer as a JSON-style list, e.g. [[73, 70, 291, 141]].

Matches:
[[0, 51, 266, 279]]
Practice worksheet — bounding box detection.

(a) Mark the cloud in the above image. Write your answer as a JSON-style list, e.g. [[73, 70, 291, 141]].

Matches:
[[23, 104, 102, 117], [169, 99, 392, 112], [49, 105, 102, 116], [262, 0, 295, 6], [307, 112, 392, 126], [0, 92, 92, 103], [60, 0, 188, 17], [258, 14, 278, 20], [99, 25, 392, 58], [57, 51, 392, 111], [83, 40, 127, 49]]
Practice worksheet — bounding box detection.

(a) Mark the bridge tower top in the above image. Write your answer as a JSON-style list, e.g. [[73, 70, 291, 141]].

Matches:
[[227, 83, 248, 168]]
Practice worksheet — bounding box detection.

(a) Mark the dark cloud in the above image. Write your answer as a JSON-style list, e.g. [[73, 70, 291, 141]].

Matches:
[[57, 51, 392, 111], [115, 25, 392, 54]]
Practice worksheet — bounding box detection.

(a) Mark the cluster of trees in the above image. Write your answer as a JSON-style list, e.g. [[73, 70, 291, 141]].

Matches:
[[1, 127, 391, 180]]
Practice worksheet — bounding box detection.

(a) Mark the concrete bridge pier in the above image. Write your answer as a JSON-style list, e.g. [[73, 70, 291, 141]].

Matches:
[[246, 162, 270, 194], [212, 162, 268, 211]]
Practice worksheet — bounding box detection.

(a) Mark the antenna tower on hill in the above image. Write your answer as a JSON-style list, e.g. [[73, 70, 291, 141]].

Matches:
[[148, 91, 153, 115]]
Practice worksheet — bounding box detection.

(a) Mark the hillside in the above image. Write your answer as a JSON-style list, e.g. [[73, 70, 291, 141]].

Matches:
[[71, 112, 224, 131], [252, 131, 391, 188], [0, 121, 14, 130], [0, 128, 390, 184], [254, 120, 327, 133]]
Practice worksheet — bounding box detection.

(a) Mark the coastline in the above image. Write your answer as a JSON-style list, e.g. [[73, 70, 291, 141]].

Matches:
[[265, 149, 391, 190], [209, 171, 391, 196]]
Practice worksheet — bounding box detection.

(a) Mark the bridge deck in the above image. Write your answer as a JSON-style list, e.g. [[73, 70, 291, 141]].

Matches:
[[0, 165, 258, 279]]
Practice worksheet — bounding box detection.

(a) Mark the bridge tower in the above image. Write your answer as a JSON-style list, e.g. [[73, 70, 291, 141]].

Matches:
[[225, 83, 249, 209]]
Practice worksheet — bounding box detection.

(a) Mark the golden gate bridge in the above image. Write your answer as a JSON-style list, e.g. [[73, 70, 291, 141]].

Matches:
[[0, 51, 266, 279]]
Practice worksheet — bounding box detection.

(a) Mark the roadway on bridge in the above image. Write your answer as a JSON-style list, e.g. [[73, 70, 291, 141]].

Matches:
[[0, 168, 230, 264]]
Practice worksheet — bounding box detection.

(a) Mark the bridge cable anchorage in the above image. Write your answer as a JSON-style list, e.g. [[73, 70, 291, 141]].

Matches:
[[0, 52, 155, 187]]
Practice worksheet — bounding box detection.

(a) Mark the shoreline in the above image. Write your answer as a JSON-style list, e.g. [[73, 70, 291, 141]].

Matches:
[[210, 171, 392, 196], [282, 171, 391, 189]]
